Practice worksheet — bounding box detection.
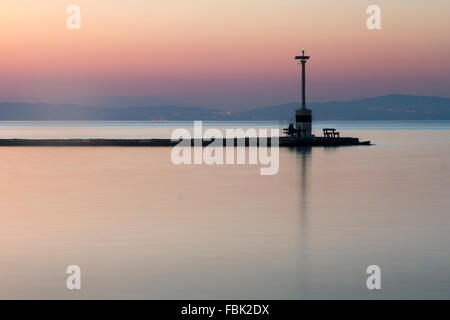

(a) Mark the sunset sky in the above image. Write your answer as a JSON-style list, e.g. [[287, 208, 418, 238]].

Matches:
[[1, 0, 449, 109]]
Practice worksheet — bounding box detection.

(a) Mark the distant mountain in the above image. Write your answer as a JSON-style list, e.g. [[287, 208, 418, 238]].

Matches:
[[231, 94, 450, 121], [0, 103, 224, 120], [0, 94, 449, 121], [70, 96, 186, 108]]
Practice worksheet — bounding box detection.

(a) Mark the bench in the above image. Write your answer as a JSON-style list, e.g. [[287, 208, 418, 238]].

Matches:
[[284, 124, 308, 137], [323, 128, 340, 138], [283, 124, 296, 137]]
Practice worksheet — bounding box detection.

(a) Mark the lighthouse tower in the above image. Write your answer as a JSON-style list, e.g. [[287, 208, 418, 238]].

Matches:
[[295, 49, 312, 137]]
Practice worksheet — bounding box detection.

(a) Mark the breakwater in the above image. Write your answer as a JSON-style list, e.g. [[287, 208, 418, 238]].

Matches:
[[0, 137, 370, 147]]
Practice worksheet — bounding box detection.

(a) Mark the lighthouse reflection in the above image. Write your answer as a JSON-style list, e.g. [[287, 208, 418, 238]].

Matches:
[[293, 147, 312, 232], [286, 147, 312, 249], [287, 146, 313, 293]]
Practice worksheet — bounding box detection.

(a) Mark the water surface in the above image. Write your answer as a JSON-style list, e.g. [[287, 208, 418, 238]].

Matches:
[[0, 121, 449, 299]]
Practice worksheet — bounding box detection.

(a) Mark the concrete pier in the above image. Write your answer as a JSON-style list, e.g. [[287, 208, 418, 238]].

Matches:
[[0, 137, 371, 147]]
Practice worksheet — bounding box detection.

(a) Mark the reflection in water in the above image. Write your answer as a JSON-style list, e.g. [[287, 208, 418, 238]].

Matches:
[[1, 126, 450, 299], [295, 147, 312, 234], [290, 147, 312, 294]]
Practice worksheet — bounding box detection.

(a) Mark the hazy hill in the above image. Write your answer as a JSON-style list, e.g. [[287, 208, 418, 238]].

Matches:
[[70, 96, 186, 108], [231, 94, 450, 121], [0, 94, 449, 121], [0, 103, 223, 120]]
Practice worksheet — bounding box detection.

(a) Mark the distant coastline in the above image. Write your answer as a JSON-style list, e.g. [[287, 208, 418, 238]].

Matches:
[[0, 94, 449, 121]]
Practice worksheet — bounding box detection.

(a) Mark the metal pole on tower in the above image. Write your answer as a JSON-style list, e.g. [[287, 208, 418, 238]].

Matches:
[[294, 49, 312, 137]]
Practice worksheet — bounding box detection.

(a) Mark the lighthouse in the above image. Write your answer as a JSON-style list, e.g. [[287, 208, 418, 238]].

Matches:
[[295, 48, 312, 137]]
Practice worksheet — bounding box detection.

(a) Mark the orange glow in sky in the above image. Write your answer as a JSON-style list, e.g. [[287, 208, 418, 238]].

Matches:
[[0, 0, 449, 109]]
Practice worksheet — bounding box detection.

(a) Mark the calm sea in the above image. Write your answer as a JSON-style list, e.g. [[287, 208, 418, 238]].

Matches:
[[0, 121, 449, 299]]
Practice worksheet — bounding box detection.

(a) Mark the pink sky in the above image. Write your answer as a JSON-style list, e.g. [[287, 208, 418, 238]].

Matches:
[[1, 0, 449, 110]]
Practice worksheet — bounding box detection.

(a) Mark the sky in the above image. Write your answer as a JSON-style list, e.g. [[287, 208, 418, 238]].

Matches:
[[0, 0, 449, 110]]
